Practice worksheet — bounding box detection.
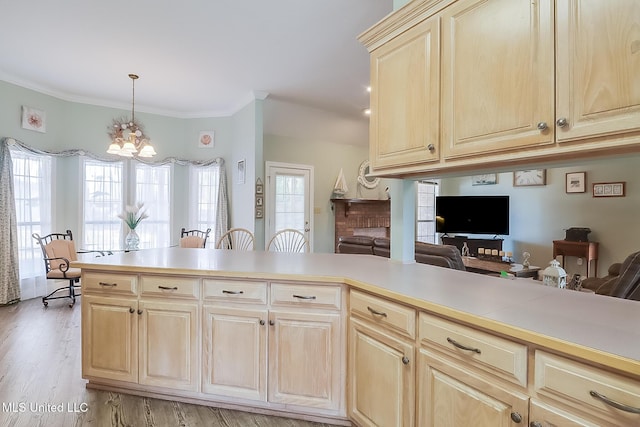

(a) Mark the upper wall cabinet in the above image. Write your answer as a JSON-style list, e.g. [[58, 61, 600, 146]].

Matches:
[[556, 0, 640, 144], [359, 0, 640, 177], [440, 0, 554, 159], [369, 14, 440, 170]]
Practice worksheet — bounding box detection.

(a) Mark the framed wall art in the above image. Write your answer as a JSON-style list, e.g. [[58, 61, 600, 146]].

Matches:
[[565, 172, 586, 193], [237, 159, 246, 185], [198, 131, 214, 148], [513, 169, 546, 186], [593, 182, 625, 198], [471, 174, 497, 186], [21, 106, 46, 133]]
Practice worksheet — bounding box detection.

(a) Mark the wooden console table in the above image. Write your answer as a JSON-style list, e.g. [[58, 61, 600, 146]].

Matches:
[[552, 240, 599, 277], [462, 257, 541, 278]]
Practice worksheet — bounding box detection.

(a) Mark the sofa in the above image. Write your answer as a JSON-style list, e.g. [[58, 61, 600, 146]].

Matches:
[[337, 236, 466, 271], [581, 251, 640, 300]]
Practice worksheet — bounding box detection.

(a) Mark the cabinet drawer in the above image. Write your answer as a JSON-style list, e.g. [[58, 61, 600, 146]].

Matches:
[[203, 279, 267, 304], [140, 275, 199, 299], [82, 272, 137, 295], [419, 312, 527, 387], [270, 283, 341, 310], [350, 289, 415, 339], [535, 351, 640, 423]]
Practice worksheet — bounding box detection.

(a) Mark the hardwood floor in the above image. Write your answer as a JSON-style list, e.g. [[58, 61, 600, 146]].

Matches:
[[0, 298, 340, 427]]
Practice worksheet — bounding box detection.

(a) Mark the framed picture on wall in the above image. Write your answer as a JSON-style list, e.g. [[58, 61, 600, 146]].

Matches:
[[237, 159, 246, 185], [566, 172, 586, 193], [471, 174, 497, 186]]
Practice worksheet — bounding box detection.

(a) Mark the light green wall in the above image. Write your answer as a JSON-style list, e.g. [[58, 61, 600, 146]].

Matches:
[[440, 155, 640, 277], [264, 135, 392, 253], [1, 80, 246, 244]]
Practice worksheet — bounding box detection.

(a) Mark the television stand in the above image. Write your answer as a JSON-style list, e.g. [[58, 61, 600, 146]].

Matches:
[[441, 236, 503, 257]]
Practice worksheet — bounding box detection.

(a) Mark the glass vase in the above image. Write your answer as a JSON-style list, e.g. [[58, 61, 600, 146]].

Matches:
[[125, 228, 140, 251]]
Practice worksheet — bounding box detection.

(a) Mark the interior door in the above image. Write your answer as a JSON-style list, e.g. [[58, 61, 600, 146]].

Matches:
[[265, 162, 314, 251]]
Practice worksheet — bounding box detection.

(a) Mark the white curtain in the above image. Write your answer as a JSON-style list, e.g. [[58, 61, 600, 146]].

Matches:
[[0, 138, 21, 304], [189, 161, 229, 247]]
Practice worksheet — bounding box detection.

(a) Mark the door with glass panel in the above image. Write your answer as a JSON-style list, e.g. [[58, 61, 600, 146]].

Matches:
[[265, 162, 313, 252]]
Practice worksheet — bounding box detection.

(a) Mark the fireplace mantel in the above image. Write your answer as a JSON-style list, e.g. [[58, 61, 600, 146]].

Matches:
[[330, 198, 390, 216]]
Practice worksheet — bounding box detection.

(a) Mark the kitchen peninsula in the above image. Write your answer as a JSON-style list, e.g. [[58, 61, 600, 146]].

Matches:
[[76, 248, 640, 426]]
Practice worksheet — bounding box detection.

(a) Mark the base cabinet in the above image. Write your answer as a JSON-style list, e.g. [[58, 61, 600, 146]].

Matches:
[[529, 399, 597, 427], [349, 317, 415, 427], [418, 349, 529, 427]]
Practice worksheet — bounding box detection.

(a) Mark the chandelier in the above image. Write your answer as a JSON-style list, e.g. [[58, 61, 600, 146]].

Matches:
[[107, 74, 157, 158]]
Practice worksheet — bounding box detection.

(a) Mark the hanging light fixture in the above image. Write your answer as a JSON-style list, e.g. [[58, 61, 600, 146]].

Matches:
[[107, 74, 156, 158]]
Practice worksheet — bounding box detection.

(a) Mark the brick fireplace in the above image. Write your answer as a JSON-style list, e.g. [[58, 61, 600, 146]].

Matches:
[[331, 198, 390, 253]]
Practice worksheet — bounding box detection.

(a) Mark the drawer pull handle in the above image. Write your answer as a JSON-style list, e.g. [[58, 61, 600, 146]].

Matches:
[[98, 282, 117, 287], [589, 390, 640, 414], [293, 294, 316, 300], [447, 337, 481, 354], [367, 306, 387, 317], [530, 422, 543, 427], [158, 286, 178, 290], [222, 289, 244, 295]]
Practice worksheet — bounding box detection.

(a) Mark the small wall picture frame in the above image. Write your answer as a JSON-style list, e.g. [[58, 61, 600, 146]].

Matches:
[[256, 195, 263, 207], [198, 131, 215, 148], [21, 106, 46, 133], [593, 181, 626, 198], [255, 207, 264, 219], [237, 159, 246, 185], [471, 174, 497, 186], [255, 178, 263, 195], [565, 172, 586, 193]]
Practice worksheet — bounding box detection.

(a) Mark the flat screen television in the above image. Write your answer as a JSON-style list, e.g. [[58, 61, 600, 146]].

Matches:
[[436, 195, 509, 235]]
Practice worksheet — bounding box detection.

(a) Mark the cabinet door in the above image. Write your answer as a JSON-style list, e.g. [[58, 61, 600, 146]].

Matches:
[[268, 310, 342, 412], [556, 0, 640, 143], [202, 305, 267, 401], [349, 317, 414, 427], [441, 0, 554, 159], [529, 399, 599, 427], [418, 348, 529, 427], [370, 15, 440, 171], [82, 295, 138, 383], [138, 300, 198, 391]]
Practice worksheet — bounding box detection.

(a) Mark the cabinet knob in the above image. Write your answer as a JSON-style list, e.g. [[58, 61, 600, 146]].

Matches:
[[536, 121, 548, 130], [402, 356, 409, 365], [259, 320, 265, 326], [129, 307, 135, 314], [269, 320, 275, 326], [137, 309, 143, 315], [530, 422, 543, 427], [427, 143, 435, 152], [556, 117, 568, 128], [510, 412, 522, 423]]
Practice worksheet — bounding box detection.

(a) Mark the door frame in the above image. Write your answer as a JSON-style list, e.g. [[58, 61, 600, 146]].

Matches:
[[265, 161, 314, 252]]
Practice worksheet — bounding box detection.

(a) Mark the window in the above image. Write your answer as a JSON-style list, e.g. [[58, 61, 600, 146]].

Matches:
[[11, 150, 53, 279], [82, 159, 123, 251], [135, 163, 171, 249], [189, 164, 221, 245], [416, 181, 439, 244]]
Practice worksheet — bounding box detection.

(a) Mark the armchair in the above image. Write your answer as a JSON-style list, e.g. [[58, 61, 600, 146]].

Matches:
[[581, 251, 640, 300], [32, 229, 106, 307]]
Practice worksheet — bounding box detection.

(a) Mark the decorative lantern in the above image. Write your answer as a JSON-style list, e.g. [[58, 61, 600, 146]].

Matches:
[[542, 259, 567, 288]]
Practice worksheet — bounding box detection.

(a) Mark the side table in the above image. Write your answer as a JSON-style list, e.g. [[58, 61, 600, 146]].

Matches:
[[552, 240, 599, 277]]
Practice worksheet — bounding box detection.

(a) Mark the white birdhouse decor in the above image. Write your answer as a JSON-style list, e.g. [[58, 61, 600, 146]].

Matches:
[[543, 259, 567, 288]]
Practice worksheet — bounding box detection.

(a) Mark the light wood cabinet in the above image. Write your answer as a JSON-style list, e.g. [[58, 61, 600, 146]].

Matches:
[[348, 290, 416, 427], [359, 0, 640, 176], [555, 0, 640, 144], [529, 399, 598, 427], [82, 294, 138, 384], [82, 273, 199, 393], [202, 305, 267, 401], [138, 299, 198, 391], [440, 0, 554, 159], [269, 310, 342, 410], [369, 13, 440, 170]]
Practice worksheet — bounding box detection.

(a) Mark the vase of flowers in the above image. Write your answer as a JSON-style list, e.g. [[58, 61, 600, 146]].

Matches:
[[118, 202, 148, 250]]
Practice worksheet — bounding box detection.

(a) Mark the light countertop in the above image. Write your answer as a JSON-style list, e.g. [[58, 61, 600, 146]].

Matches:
[[75, 248, 640, 376]]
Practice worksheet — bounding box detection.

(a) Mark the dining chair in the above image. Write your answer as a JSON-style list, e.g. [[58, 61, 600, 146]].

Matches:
[[216, 228, 255, 251], [179, 227, 211, 248], [267, 229, 309, 253]]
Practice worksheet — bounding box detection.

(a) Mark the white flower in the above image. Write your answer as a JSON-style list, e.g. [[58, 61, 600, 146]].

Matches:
[[117, 202, 148, 229]]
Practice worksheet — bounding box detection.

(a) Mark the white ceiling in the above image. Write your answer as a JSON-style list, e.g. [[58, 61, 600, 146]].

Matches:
[[1, 0, 393, 145]]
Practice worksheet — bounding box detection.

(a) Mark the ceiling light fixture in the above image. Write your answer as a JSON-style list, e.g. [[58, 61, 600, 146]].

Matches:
[[107, 74, 156, 158]]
